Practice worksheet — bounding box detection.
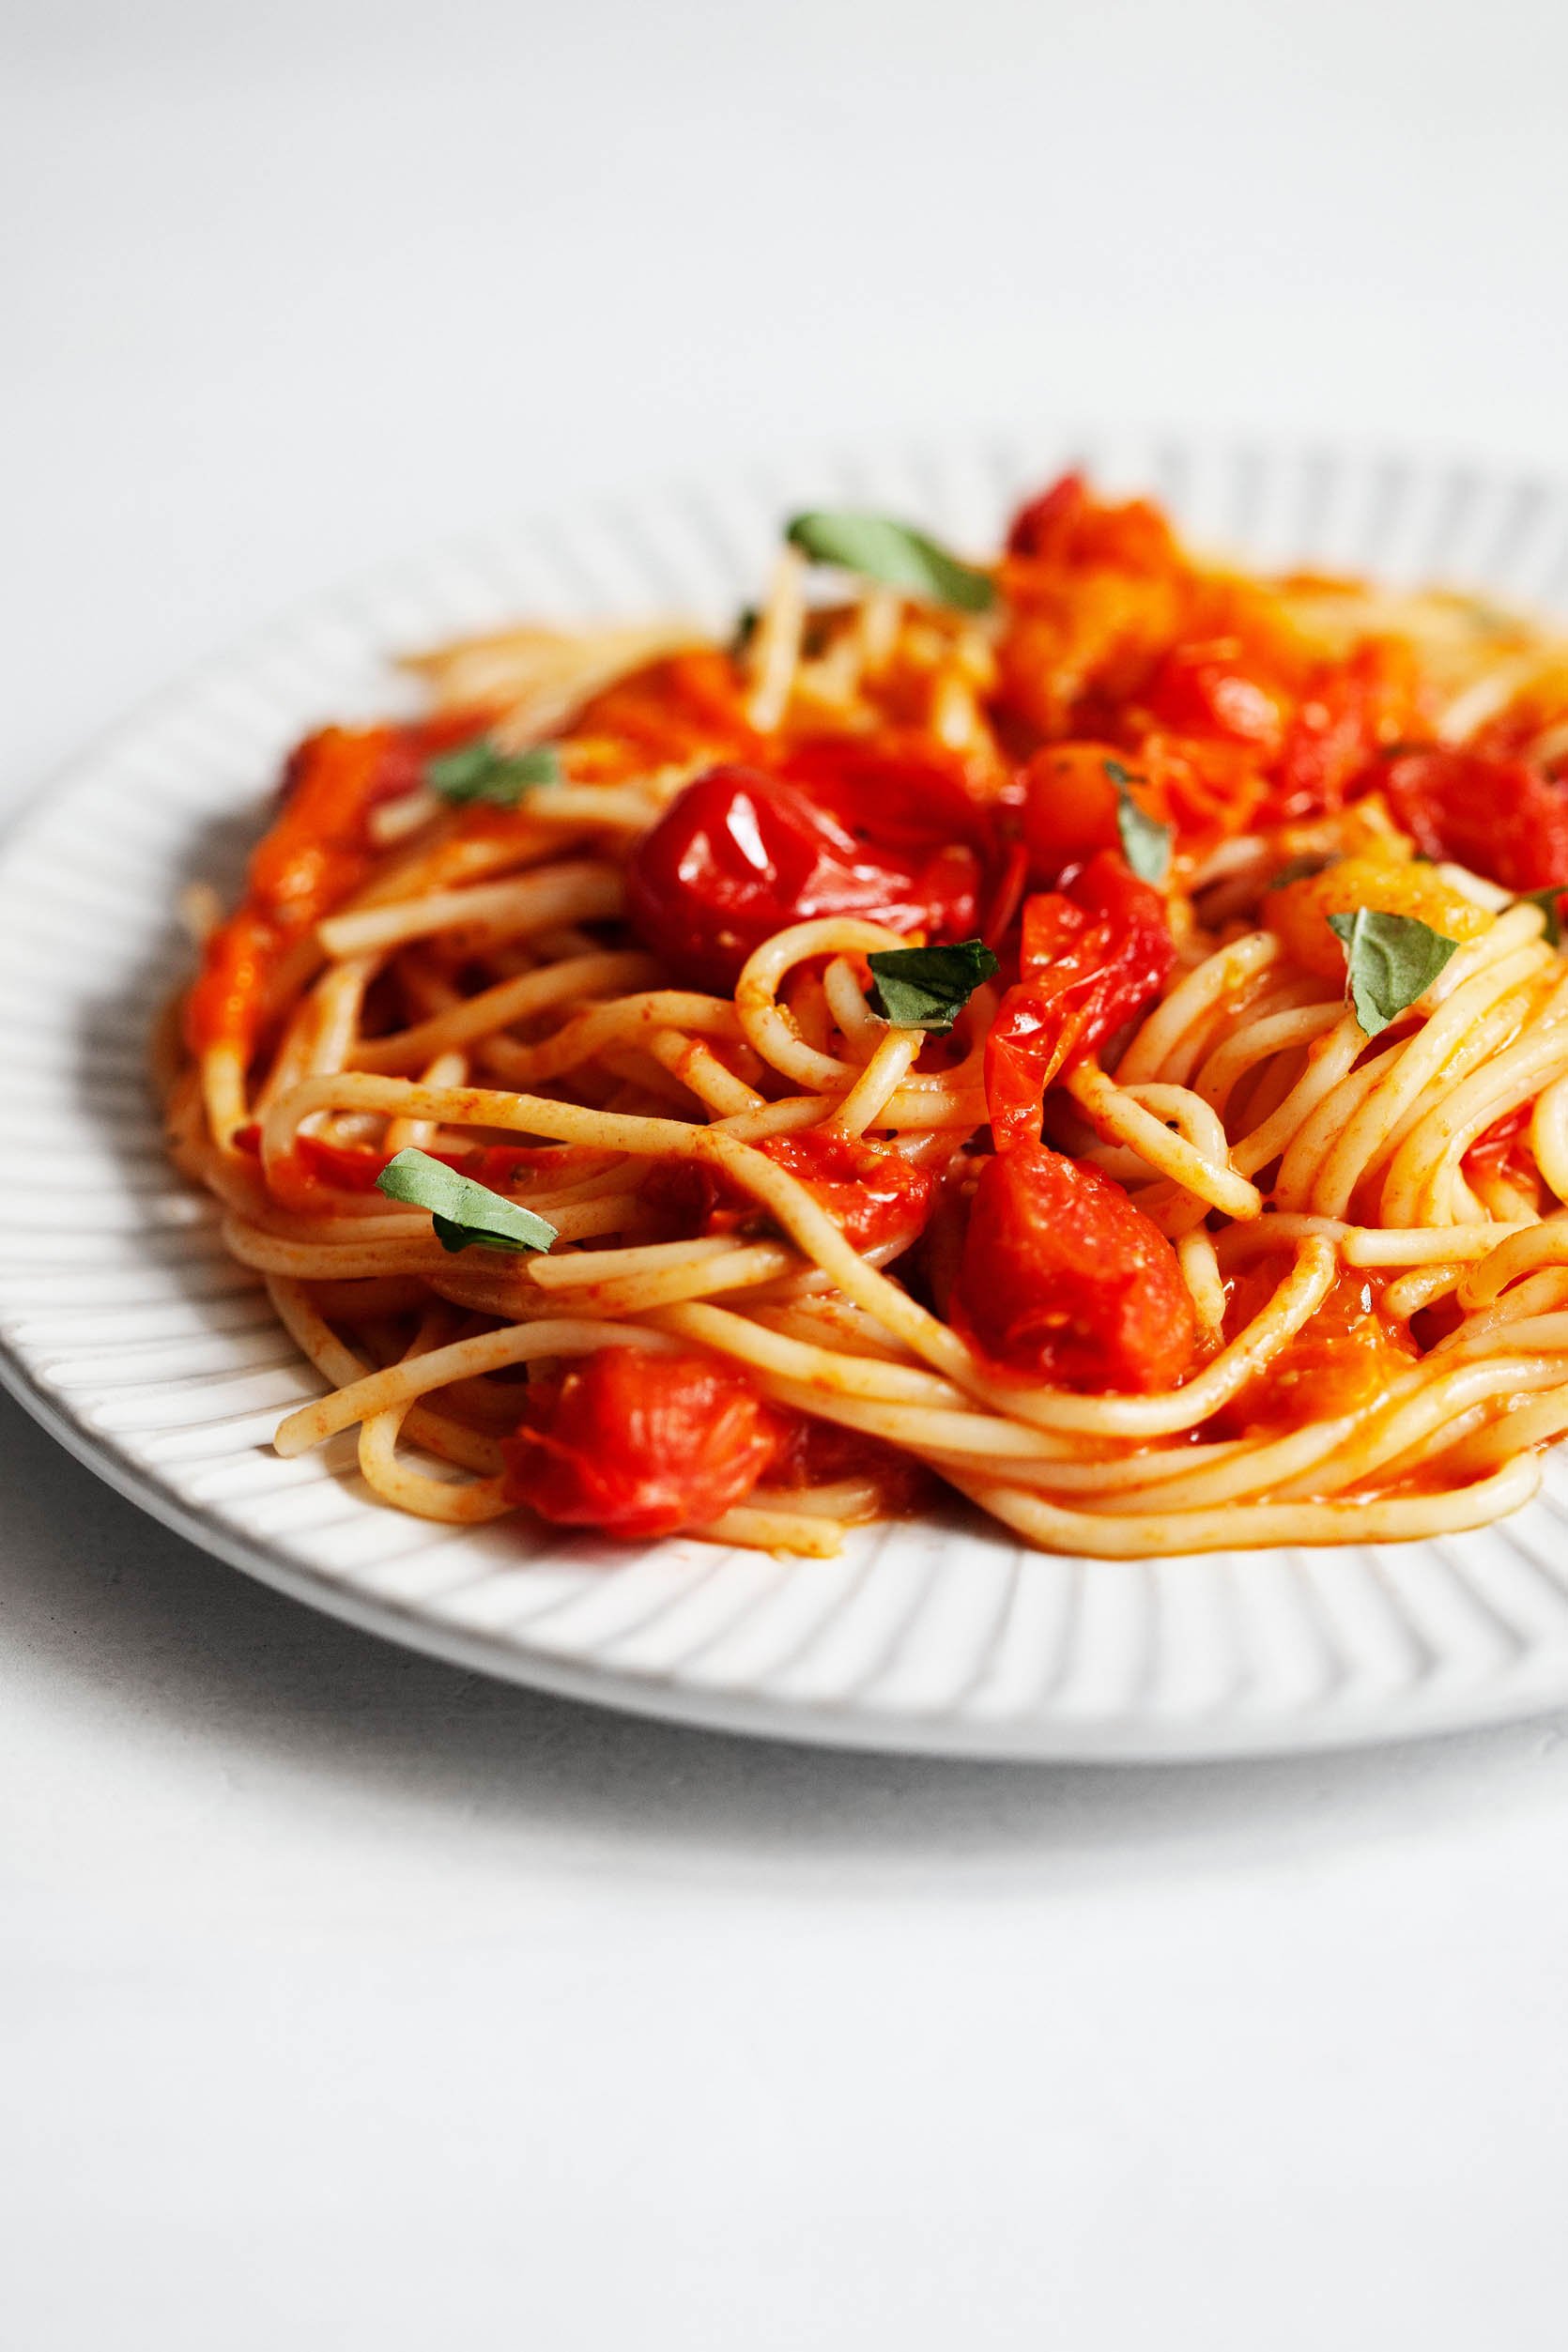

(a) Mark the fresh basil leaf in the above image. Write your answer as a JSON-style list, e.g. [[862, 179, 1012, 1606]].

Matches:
[[1102, 758, 1172, 884], [730, 605, 760, 654], [1327, 908, 1460, 1038], [376, 1147, 559, 1256], [1518, 885, 1565, 948], [866, 938, 1001, 1032], [784, 512, 995, 613], [424, 737, 562, 807]]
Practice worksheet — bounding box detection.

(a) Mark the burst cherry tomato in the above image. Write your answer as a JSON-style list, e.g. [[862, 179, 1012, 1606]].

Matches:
[[951, 1141, 1197, 1392], [500, 1349, 779, 1539], [1372, 746, 1568, 892], [1214, 1267, 1415, 1435], [1004, 471, 1178, 574], [642, 1130, 935, 1260], [1268, 642, 1418, 822], [758, 1130, 935, 1256], [776, 736, 997, 853], [1018, 742, 1141, 880], [1006, 471, 1090, 561], [1145, 639, 1284, 753], [186, 715, 489, 1058], [624, 764, 984, 991], [984, 852, 1175, 1148]]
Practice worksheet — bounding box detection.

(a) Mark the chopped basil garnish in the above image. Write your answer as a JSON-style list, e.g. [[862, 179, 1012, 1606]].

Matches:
[[1518, 885, 1566, 948], [424, 737, 562, 807], [866, 938, 1001, 1032], [1327, 909, 1460, 1038], [1102, 759, 1172, 884], [376, 1147, 559, 1256], [784, 512, 995, 614]]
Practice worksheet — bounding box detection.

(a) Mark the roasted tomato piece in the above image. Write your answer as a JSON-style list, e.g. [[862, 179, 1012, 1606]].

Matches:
[[1019, 742, 1145, 880], [566, 649, 761, 778], [776, 735, 999, 849], [641, 1130, 935, 1258], [984, 852, 1175, 1148], [1006, 471, 1090, 561], [1371, 746, 1568, 892], [1268, 641, 1420, 822], [1004, 471, 1180, 575], [951, 1142, 1197, 1392], [766, 1411, 931, 1517], [500, 1349, 779, 1539], [1145, 639, 1285, 753], [624, 765, 982, 991], [187, 724, 412, 1055], [1214, 1267, 1415, 1435], [272, 1134, 570, 1194], [994, 575, 1186, 743], [1462, 1100, 1541, 1211], [761, 1130, 935, 1257], [1020, 735, 1264, 882]]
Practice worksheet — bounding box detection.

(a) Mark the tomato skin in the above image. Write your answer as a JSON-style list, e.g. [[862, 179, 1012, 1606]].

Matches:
[[624, 764, 982, 990], [1214, 1267, 1414, 1436], [984, 853, 1176, 1148], [232, 1127, 580, 1196], [1006, 471, 1089, 561], [951, 1142, 1197, 1392], [1004, 472, 1178, 575], [766, 1411, 931, 1517], [1020, 734, 1267, 883], [776, 735, 998, 849], [1019, 742, 1132, 879], [1145, 640, 1284, 753], [1268, 642, 1417, 822], [1372, 746, 1568, 892], [500, 1350, 779, 1539], [567, 650, 760, 779], [760, 1130, 935, 1257], [187, 723, 432, 1057], [1463, 1101, 1538, 1203], [642, 1130, 935, 1259]]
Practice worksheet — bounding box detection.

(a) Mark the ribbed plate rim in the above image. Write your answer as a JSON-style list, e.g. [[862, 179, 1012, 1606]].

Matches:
[[8, 423, 1568, 1762]]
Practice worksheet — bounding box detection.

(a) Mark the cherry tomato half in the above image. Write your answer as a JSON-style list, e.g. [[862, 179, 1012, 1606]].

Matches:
[[984, 852, 1175, 1148], [1372, 745, 1568, 892], [624, 763, 983, 990], [951, 1141, 1197, 1393], [500, 1349, 779, 1539], [642, 1129, 936, 1261]]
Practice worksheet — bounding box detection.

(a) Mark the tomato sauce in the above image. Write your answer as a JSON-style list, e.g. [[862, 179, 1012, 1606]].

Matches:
[[187, 725, 413, 1058]]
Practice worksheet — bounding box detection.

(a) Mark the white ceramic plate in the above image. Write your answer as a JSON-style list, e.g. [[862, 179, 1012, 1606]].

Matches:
[[8, 430, 1568, 1760]]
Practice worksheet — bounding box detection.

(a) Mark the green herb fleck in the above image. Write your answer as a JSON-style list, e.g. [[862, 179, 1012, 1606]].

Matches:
[[424, 737, 562, 808], [1265, 853, 1337, 891], [1518, 885, 1566, 948], [784, 512, 995, 613], [375, 1147, 559, 1256], [1102, 759, 1172, 884], [866, 938, 1001, 1033], [1327, 908, 1460, 1038]]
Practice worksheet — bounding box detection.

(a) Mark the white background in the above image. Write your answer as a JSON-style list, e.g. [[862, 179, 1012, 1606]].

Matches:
[[6, 2, 1568, 2344]]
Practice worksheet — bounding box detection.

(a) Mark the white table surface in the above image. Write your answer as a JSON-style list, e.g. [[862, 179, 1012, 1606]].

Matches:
[[7, 3, 1568, 2343]]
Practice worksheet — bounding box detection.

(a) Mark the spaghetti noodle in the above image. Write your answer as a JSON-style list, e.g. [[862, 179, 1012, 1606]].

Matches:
[[161, 472, 1568, 1559]]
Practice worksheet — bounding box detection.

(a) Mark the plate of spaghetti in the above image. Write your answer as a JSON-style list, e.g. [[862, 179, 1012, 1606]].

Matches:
[[10, 434, 1568, 1758]]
